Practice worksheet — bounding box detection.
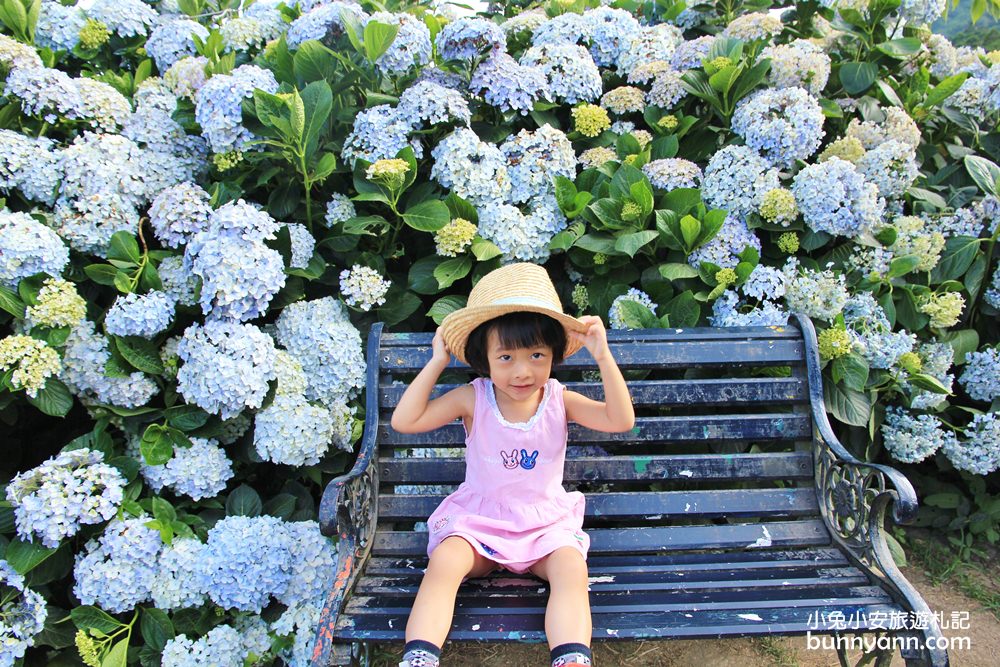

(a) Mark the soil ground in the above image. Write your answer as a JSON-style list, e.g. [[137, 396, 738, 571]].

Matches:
[[369, 530, 1000, 666]]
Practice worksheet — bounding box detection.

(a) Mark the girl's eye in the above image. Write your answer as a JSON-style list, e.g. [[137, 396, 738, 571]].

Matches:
[[499, 355, 511, 361], [532, 353, 545, 359]]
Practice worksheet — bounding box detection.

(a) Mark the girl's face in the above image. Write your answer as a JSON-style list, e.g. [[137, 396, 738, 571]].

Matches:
[[485, 328, 554, 402]]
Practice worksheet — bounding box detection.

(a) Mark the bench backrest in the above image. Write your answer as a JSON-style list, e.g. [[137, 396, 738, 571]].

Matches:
[[373, 319, 829, 557]]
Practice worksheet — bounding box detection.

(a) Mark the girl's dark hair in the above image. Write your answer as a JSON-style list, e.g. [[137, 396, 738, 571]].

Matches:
[[465, 311, 567, 377]]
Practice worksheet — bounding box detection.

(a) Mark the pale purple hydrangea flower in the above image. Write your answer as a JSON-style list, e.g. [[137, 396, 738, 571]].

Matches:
[[140, 437, 234, 500], [470, 49, 549, 115], [477, 196, 567, 264], [369, 12, 432, 75], [88, 0, 158, 38], [60, 321, 159, 407], [688, 215, 762, 270], [882, 407, 955, 463], [195, 64, 279, 154], [73, 518, 162, 613], [792, 158, 885, 238], [943, 413, 1000, 475], [148, 181, 213, 248], [0, 130, 62, 205], [145, 18, 210, 72], [500, 125, 576, 204], [521, 43, 602, 104], [431, 128, 511, 205], [436, 16, 506, 61], [731, 87, 825, 168], [341, 104, 416, 168], [397, 80, 471, 128], [105, 291, 176, 338], [701, 145, 780, 219], [0, 560, 47, 664], [960, 348, 1000, 402], [642, 159, 702, 191]]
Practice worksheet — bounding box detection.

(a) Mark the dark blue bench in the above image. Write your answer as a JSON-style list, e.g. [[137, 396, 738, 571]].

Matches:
[[310, 315, 947, 666]]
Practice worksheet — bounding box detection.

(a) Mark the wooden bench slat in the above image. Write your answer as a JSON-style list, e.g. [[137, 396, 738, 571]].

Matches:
[[379, 377, 809, 409], [379, 451, 814, 483], [378, 488, 820, 520], [379, 338, 806, 371], [379, 413, 812, 446], [372, 520, 830, 556], [333, 603, 903, 641], [379, 327, 805, 348]]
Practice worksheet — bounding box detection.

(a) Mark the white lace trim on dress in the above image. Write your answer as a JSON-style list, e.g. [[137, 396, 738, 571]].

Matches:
[[485, 379, 551, 431]]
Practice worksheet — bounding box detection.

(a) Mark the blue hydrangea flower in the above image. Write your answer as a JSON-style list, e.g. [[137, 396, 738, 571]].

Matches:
[[609, 288, 657, 329], [52, 192, 139, 257], [855, 140, 919, 199], [341, 104, 416, 169], [253, 394, 336, 466], [0, 209, 69, 289], [145, 18, 210, 72], [6, 449, 125, 548], [73, 518, 162, 613], [158, 256, 200, 308], [148, 181, 213, 248], [709, 290, 789, 327], [275, 298, 366, 407], [150, 537, 208, 610], [477, 196, 567, 264], [731, 87, 825, 168], [960, 348, 1000, 402], [670, 35, 714, 71], [688, 215, 761, 270], [470, 49, 550, 115], [369, 12, 431, 75], [3, 66, 83, 124], [186, 232, 285, 322], [141, 438, 234, 500], [521, 43, 602, 104], [742, 265, 786, 301], [882, 407, 955, 463], [901, 0, 947, 26], [200, 515, 295, 611], [278, 521, 338, 607], [532, 12, 591, 49], [436, 16, 506, 61], [783, 263, 851, 323], [580, 7, 642, 67], [906, 341, 955, 410], [35, 1, 87, 51], [701, 145, 780, 219], [985, 264, 1000, 310], [195, 64, 279, 154], [287, 2, 369, 49], [325, 193, 357, 226], [397, 80, 471, 129], [944, 412, 1000, 475], [431, 128, 511, 205], [0, 130, 62, 205], [271, 602, 323, 667], [792, 157, 885, 238], [105, 291, 176, 338], [0, 560, 47, 665], [87, 0, 157, 37], [176, 320, 277, 419], [60, 321, 159, 408], [760, 40, 831, 97], [162, 625, 248, 667], [58, 132, 149, 208], [286, 223, 316, 269], [617, 23, 680, 75], [642, 159, 702, 191], [500, 125, 576, 204]]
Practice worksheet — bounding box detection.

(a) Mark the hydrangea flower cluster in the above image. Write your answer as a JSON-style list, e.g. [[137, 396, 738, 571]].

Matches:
[[339, 265, 391, 311], [891, 215, 945, 271], [842, 292, 915, 368], [0, 210, 69, 289], [104, 291, 176, 338], [195, 64, 279, 154], [0, 334, 61, 397], [470, 49, 550, 115], [722, 12, 783, 42], [275, 297, 366, 406], [435, 218, 478, 256], [74, 518, 162, 613], [431, 128, 511, 205], [60, 322, 159, 408], [500, 125, 576, 203], [219, 16, 272, 53], [0, 129, 62, 205], [609, 288, 657, 329], [943, 413, 1000, 475], [642, 159, 702, 191], [5, 449, 125, 547], [521, 44, 602, 104], [906, 341, 955, 410], [617, 24, 682, 76], [702, 145, 780, 219], [477, 196, 567, 264], [370, 12, 432, 75], [578, 146, 618, 169], [760, 40, 831, 96], [960, 348, 1000, 402], [271, 602, 323, 666], [647, 68, 688, 108], [601, 86, 647, 115], [25, 278, 87, 328], [164, 55, 208, 100], [437, 17, 506, 61], [87, 0, 157, 38], [341, 104, 416, 168], [882, 407, 955, 463], [784, 264, 850, 322], [584, 7, 641, 68], [254, 394, 338, 466], [846, 107, 921, 150], [688, 215, 761, 270], [141, 437, 234, 500], [58, 132, 150, 208], [34, 1, 87, 51], [199, 515, 289, 611], [150, 537, 206, 610], [531, 12, 591, 49], [742, 265, 787, 301], [145, 18, 209, 72], [397, 81, 471, 128], [161, 625, 250, 667], [792, 157, 885, 237], [670, 36, 715, 71], [855, 140, 919, 199], [148, 181, 213, 248], [710, 290, 790, 327], [0, 560, 47, 665], [731, 87, 825, 168], [158, 256, 199, 308]]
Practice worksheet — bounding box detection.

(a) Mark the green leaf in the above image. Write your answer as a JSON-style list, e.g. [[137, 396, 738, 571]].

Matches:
[[152, 497, 177, 523], [71, 606, 123, 635], [824, 381, 872, 427], [113, 336, 164, 375], [84, 264, 120, 286], [141, 608, 175, 652], [165, 405, 211, 431], [658, 263, 699, 281], [937, 329, 979, 365], [433, 256, 473, 289], [470, 238, 502, 261], [708, 65, 738, 94], [839, 62, 878, 95], [363, 20, 400, 63], [108, 231, 141, 265], [662, 291, 700, 327], [113, 271, 133, 294], [293, 40, 337, 84], [925, 492, 962, 509], [888, 254, 921, 278], [428, 295, 466, 325], [908, 373, 952, 395], [5, 538, 56, 575], [402, 199, 450, 232], [924, 73, 968, 108], [140, 425, 173, 466], [678, 215, 701, 250], [300, 79, 333, 158], [614, 230, 658, 258], [102, 637, 129, 667], [226, 485, 263, 517], [972, 0, 987, 23], [263, 493, 297, 520], [26, 378, 73, 417], [445, 193, 477, 223], [832, 353, 869, 392], [875, 38, 922, 58], [649, 135, 678, 161], [619, 300, 659, 328], [964, 155, 1000, 196], [930, 235, 981, 282], [408, 256, 445, 295], [0, 283, 26, 318], [0, 0, 28, 41]]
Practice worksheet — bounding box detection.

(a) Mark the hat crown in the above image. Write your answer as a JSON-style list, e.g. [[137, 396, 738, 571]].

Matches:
[[467, 263, 564, 313]]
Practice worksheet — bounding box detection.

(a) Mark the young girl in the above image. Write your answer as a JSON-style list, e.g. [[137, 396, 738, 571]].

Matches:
[[390, 263, 635, 667]]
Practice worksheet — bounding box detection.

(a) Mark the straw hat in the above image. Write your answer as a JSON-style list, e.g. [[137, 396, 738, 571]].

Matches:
[[440, 263, 588, 364]]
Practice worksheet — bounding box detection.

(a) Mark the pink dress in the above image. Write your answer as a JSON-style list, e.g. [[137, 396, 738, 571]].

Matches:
[[425, 377, 590, 574]]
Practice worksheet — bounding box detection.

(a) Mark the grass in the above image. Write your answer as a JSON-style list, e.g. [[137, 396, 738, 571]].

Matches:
[[749, 636, 799, 666], [906, 530, 1000, 621]]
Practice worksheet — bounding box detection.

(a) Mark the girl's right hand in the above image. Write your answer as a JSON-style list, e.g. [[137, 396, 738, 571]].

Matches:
[[431, 327, 451, 365]]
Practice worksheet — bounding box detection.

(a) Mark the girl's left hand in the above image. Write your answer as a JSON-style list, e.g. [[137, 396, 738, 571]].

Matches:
[[570, 315, 611, 360]]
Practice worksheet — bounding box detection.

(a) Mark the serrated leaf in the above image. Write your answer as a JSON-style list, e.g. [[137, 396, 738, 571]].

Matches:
[[26, 378, 73, 417], [71, 606, 123, 635], [433, 256, 473, 289], [824, 381, 872, 427], [964, 155, 1000, 197], [839, 61, 878, 95], [832, 353, 869, 392], [108, 232, 141, 265], [114, 336, 164, 375], [658, 263, 699, 281], [614, 230, 658, 258], [0, 284, 26, 318], [428, 295, 466, 325], [226, 485, 263, 517], [5, 538, 57, 575], [140, 608, 174, 652], [402, 199, 450, 232], [470, 238, 502, 261]]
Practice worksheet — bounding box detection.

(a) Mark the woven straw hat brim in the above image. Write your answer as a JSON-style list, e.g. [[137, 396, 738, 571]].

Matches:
[[441, 304, 588, 365]]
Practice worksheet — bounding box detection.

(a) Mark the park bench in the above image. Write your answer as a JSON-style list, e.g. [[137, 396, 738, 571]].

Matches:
[[311, 314, 947, 666]]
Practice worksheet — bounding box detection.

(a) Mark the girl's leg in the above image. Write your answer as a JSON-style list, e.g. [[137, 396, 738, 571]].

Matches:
[[530, 546, 593, 655], [405, 536, 496, 648]]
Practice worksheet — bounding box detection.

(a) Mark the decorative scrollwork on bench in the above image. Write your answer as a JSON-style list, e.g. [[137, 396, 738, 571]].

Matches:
[[337, 463, 378, 552]]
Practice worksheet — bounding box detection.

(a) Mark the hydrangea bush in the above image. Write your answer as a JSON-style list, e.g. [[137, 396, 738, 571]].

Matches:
[[2, 0, 1000, 663]]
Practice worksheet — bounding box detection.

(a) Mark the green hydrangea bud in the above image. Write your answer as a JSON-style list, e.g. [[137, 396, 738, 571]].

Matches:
[[759, 188, 798, 226], [897, 351, 923, 374], [777, 232, 800, 254], [572, 103, 611, 138], [715, 268, 738, 286], [571, 283, 589, 311], [658, 115, 679, 131], [212, 150, 244, 171], [434, 218, 477, 257], [620, 200, 642, 221], [79, 19, 110, 50], [593, 252, 607, 265], [817, 327, 853, 361]]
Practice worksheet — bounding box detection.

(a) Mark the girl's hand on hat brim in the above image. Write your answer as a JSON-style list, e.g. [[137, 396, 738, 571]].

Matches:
[[569, 315, 610, 360], [431, 327, 452, 366]]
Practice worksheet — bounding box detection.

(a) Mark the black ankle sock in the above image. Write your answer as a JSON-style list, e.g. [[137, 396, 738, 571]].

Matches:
[[403, 639, 441, 667], [551, 642, 592, 666]]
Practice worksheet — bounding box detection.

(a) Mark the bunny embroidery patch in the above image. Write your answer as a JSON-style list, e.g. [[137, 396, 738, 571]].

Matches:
[[500, 449, 520, 469], [519, 449, 538, 469]]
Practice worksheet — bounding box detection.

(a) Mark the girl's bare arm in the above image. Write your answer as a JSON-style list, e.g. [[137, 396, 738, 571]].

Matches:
[[390, 328, 470, 433]]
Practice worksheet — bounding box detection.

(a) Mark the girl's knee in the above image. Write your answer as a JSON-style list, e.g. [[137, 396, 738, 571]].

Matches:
[[427, 536, 476, 574], [547, 548, 588, 584]]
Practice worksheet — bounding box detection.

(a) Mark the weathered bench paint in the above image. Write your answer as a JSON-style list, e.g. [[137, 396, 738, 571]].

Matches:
[[310, 315, 947, 666]]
